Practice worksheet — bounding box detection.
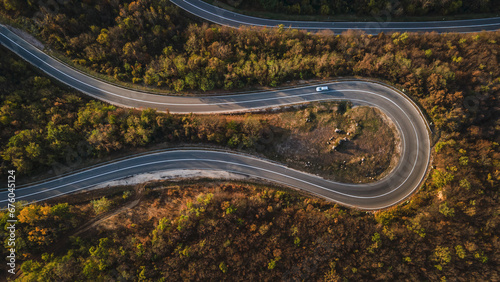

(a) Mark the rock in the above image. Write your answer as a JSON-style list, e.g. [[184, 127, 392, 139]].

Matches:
[[335, 128, 342, 133]]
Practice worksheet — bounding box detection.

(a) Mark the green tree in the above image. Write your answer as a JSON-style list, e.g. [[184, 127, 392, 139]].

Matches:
[[91, 197, 112, 214]]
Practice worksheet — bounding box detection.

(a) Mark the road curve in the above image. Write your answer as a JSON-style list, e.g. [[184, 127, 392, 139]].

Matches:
[[0, 25, 431, 210], [171, 0, 500, 34]]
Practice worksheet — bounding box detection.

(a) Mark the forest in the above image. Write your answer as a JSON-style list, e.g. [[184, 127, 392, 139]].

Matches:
[[1, 0, 499, 133], [1, 178, 498, 280], [209, 0, 500, 18], [0, 0, 498, 280]]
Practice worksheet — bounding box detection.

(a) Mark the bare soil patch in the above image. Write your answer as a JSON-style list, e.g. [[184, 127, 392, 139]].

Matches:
[[249, 102, 401, 183], [4, 25, 45, 50]]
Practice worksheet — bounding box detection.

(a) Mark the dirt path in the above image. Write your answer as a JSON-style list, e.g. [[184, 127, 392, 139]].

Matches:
[[73, 198, 141, 237], [11, 190, 143, 280]]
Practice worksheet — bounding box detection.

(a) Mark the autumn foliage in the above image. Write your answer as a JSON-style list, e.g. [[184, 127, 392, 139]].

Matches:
[[6, 181, 499, 280], [0, 0, 498, 280]]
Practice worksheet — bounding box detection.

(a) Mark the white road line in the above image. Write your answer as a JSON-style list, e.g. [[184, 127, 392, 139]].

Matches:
[[0, 21, 431, 209], [183, 0, 500, 25], [0, 156, 414, 203], [1, 87, 418, 202], [176, 0, 500, 31], [2, 91, 416, 198], [1, 29, 425, 112]]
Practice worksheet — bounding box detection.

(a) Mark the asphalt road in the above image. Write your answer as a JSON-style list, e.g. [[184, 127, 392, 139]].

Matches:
[[171, 0, 500, 34], [0, 25, 431, 209]]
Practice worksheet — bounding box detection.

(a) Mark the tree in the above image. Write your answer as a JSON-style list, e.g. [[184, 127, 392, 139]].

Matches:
[[433, 246, 452, 267], [2, 129, 44, 173], [432, 169, 454, 188], [91, 197, 112, 214]]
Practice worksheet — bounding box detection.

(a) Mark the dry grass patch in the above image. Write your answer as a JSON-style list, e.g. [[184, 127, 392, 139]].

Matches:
[[236, 102, 401, 183]]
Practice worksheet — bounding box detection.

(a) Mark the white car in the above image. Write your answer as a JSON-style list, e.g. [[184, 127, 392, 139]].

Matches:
[[316, 86, 329, 92]]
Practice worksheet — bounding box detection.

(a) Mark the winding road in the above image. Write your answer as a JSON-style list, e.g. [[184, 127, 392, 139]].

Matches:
[[171, 0, 500, 34], [0, 20, 433, 209]]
